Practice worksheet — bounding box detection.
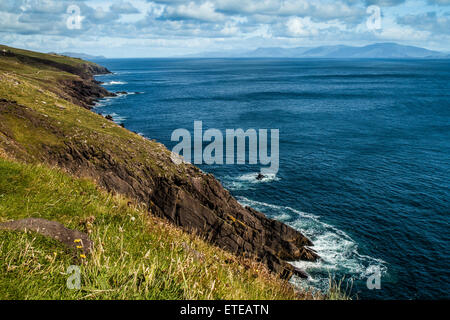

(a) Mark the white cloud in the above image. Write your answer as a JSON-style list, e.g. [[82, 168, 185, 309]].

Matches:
[[0, 0, 449, 56], [221, 21, 240, 35], [286, 17, 318, 37], [163, 1, 225, 22]]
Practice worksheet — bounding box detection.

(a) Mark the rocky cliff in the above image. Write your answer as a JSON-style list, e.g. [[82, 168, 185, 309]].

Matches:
[[0, 45, 318, 279]]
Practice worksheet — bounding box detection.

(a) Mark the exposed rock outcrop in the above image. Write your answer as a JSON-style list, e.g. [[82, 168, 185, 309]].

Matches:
[[0, 218, 92, 254], [59, 78, 114, 109]]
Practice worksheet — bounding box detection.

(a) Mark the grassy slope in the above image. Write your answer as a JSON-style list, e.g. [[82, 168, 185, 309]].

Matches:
[[0, 45, 177, 176], [0, 157, 307, 299]]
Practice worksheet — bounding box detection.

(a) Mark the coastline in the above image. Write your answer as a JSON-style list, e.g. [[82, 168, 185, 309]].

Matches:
[[0, 45, 318, 281]]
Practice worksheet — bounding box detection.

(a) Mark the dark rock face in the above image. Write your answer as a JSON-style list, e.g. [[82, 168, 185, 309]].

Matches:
[[53, 140, 319, 278], [0, 218, 92, 254], [59, 78, 114, 109], [56, 63, 115, 109]]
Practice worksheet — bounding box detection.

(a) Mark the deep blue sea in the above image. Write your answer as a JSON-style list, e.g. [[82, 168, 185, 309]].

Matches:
[[93, 58, 449, 300]]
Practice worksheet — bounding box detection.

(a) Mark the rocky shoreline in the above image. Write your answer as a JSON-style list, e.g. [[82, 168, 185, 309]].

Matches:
[[87, 67, 319, 279]]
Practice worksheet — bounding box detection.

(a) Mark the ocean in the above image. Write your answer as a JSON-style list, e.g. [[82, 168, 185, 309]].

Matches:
[[93, 58, 449, 299]]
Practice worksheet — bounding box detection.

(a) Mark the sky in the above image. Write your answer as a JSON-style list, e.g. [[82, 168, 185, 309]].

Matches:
[[0, 0, 449, 57]]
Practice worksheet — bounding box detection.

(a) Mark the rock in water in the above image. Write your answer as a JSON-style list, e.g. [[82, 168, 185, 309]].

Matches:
[[293, 266, 309, 279]]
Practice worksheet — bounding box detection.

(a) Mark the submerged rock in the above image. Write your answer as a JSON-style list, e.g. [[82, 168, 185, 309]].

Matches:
[[256, 173, 265, 181]]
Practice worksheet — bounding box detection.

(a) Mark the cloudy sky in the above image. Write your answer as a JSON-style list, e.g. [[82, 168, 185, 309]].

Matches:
[[0, 0, 449, 57]]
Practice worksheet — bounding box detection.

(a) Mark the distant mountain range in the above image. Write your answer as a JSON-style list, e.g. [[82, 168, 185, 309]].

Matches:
[[186, 43, 449, 59], [58, 52, 107, 60]]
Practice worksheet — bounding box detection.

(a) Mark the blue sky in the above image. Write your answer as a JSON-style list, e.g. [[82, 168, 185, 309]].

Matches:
[[0, 0, 449, 57]]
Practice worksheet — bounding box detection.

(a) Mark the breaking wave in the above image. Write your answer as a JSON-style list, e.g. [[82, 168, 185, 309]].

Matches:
[[103, 81, 127, 85], [236, 196, 388, 293], [106, 112, 127, 123]]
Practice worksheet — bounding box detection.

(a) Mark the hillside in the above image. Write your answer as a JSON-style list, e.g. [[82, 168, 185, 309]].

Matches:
[[0, 45, 322, 298]]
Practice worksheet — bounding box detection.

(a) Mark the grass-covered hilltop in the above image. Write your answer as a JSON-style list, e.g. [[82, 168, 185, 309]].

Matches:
[[0, 45, 343, 300]]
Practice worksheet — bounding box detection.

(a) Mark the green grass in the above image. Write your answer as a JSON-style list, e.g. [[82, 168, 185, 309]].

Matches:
[[0, 157, 319, 300], [0, 47, 179, 177], [0, 44, 102, 69]]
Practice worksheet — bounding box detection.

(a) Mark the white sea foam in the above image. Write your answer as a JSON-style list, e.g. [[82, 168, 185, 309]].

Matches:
[[236, 196, 388, 293], [93, 96, 121, 108], [103, 81, 127, 85], [109, 112, 127, 123], [223, 172, 279, 190], [93, 101, 106, 108]]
